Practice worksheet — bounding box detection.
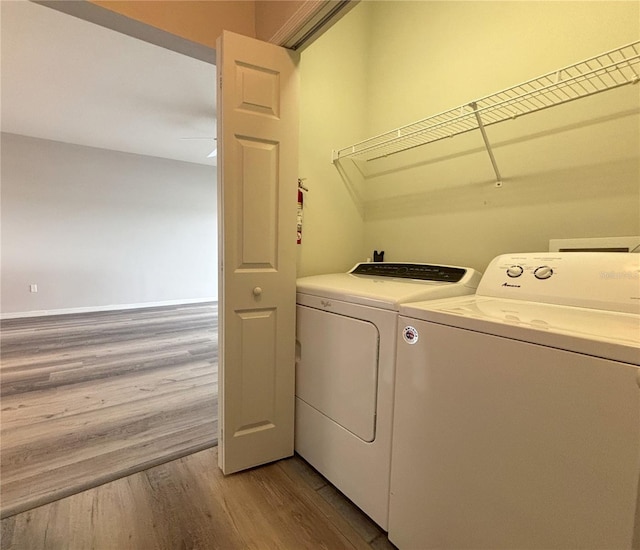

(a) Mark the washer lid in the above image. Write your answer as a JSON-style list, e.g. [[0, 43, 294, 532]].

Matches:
[[400, 295, 640, 364], [296, 265, 481, 310]]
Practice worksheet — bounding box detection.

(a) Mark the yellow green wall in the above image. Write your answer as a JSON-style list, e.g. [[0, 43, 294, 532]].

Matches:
[[299, 1, 640, 274], [297, 4, 371, 276]]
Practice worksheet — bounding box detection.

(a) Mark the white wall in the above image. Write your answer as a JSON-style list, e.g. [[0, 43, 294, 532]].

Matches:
[[1, 133, 218, 317], [299, 1, 640, 275]]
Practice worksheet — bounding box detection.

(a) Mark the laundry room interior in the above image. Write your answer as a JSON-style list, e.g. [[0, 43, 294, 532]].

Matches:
[[1, 1, 639, 548], [292, 3, 639, 547], [296, 1, 639, 275]]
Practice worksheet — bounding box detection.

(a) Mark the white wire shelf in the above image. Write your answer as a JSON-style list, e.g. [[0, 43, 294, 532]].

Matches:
[[332, 41, 640, 167]]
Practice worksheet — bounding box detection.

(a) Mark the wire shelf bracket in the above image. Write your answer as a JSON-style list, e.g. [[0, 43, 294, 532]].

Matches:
[[470, 101, 503, 187], [331, 40, 640, 186]]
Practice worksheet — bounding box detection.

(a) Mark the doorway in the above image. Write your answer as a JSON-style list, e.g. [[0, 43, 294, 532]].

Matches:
[[0, 0, 219, 517]]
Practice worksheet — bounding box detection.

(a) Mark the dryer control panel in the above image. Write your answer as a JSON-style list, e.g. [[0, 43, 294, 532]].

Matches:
[[477, 252, 640, 314], [350, 263, 467, 283]]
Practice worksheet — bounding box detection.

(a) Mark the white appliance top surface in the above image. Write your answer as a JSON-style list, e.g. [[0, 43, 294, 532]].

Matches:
[[401, 295, 640, 347], [296, 263, 482, 311], [399, 253, 640, 363]]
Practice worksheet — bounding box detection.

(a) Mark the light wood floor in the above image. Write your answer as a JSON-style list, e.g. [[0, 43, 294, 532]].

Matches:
[[0, 304, 218, 518], [1, 446, 395, 549], [1, 304, 397, 549]]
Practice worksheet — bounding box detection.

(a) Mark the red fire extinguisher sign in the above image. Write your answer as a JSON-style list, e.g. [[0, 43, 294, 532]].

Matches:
[[297, 179, 306, 245], [297, 187, 303, 244]]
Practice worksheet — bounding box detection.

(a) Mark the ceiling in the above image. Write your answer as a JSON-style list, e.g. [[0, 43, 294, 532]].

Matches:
[[1, 0, 217, 166]]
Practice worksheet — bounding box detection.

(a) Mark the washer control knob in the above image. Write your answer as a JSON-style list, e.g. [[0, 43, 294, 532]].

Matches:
[[534, 266, 553, 280], [506, 265, 524, 278]]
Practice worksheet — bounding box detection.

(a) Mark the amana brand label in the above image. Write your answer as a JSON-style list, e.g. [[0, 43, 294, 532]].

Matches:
[[402, 325, 419, 344]]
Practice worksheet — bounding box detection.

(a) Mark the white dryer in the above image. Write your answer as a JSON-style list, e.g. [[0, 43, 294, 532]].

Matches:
[[390, 252, 640, 549], [295, 262, 481, 530]]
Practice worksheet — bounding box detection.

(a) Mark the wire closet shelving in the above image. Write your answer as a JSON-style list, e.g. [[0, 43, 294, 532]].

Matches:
[[331, 41, 640, 185]]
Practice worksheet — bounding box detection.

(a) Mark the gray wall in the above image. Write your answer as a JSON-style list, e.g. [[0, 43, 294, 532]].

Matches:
[[1, 133, 217, 317]]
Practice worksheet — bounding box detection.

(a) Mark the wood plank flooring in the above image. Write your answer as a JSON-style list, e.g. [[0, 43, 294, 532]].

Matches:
[[0, 447, 397, 550], [0, 304, 218, 518]]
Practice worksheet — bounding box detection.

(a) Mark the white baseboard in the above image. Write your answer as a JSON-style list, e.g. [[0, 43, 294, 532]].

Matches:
[[0, 298, 218, 320]]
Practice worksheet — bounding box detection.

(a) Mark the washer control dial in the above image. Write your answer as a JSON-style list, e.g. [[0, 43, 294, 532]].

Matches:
[[506, 265, 524, 278], [534, 266, 553, 280]]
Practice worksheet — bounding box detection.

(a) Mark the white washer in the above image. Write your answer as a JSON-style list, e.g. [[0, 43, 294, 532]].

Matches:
[[295, 262, 482, 529], [390, 252, 640, 549]]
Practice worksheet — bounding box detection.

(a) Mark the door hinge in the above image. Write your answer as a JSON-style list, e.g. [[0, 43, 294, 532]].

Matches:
[[219, 76, 222, 89]]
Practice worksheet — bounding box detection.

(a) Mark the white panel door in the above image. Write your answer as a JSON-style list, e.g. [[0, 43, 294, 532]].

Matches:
[[216, 30, 299, 474]]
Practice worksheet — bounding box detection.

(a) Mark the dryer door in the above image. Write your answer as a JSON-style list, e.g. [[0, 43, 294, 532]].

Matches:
[[296, 305, 379, 442]]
